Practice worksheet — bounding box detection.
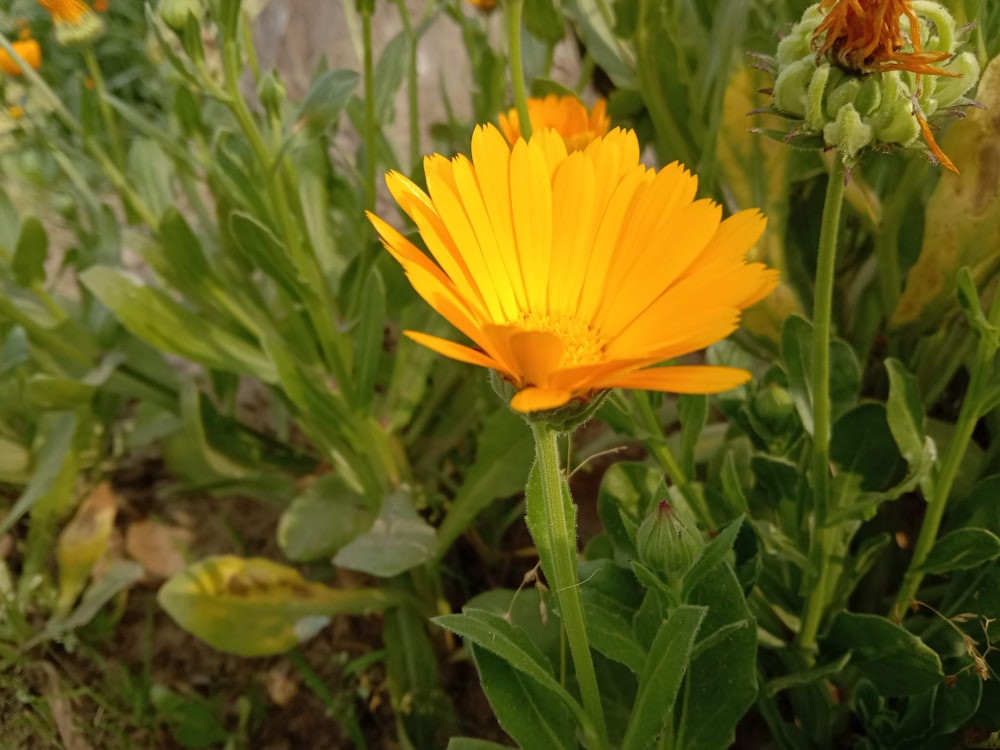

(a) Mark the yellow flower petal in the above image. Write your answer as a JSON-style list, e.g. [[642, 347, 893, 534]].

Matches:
[[368, 123, 778, 413]]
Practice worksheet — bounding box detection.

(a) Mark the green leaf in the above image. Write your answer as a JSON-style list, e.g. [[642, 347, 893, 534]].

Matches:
[[433, 608, 593, 735], [24, 375, 95, 410], [296, 69, 361, 139], [620, 605, 706, 750], [29, 562, 144, 648], [763, 652, 853, 696], [916, 528, 1000, 574], [229, 211, 305, 301], [523, 0, 565, 44], [150, 684, 230, 749], [675, 562, 757, 749], [158, 556, 398, 657], [12, 217, 47, 288], [351, 268, 386, 413], [0, 412, 76, 536], [332, 491, 438, 577], [278, 474, 375, 562], [578, 560, 647, 673], [81, 266, 278, 382], [446, 740, 513, 750], [679, 394, 708, 479], [435, 406, 533, 556], [0, 188, 21, 253], [885, 358, 927, 468], [374, 31, 408, 123], [951, 474, 1000, 535], [682, 515, 744, 598], [560, 0, 635, 87], [471, 646, 575, 750], [781, 315, 860, 435], [830, 403, 903, 491], [127, 138, 174, 219], [823, 612, 943, 696]]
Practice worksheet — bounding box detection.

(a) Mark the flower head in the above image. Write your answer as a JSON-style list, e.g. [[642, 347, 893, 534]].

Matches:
[[36, 0, 104, 46], [368, 125, 778, 414], [499, 95, 610, 152], [465, 0, 497, 10], [0, 36, 41, 76], [771, 0, 979, 171]]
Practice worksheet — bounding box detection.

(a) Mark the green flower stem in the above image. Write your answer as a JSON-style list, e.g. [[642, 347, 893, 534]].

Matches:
[[506, 0, 532, 140], [392, 0, 421, 173], [82, 48, 126, 169], [530, 423, 608, 750], [894, 289, 1000, 619], [361, 5, 378, 212], [798, 158, 847, 652], [633, 391, 715, 529]]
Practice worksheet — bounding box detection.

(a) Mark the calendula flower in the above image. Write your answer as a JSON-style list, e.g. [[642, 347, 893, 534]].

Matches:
[[37, 0, 104, 46], [499, 95, 610, 152], [0, 36, 41, 75], [770, 0, 979, 171], [368, 125, 778, 414], [465, 0, 497, 10]]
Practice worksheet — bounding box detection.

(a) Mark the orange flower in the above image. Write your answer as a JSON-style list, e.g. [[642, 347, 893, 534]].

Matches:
[[465, 0, 498, 10], [0, 38, 42, 76], [93, 0, 109, 11], [369, 125, 777, 413], [499, 96, 610, 152], [37, 0, 93, 23], [812, 0, 953, 76]]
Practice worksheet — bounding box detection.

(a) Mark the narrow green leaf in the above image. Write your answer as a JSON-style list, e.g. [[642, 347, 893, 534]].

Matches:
[[296, 69, 361, 139], [351, 268, 386, 413], [127, 138, 174, 219], [471, 646, 575, 750], [885, 358, 926, 467], [682, 515, 745, 598], [374, 31, 408, 123], [12, 217, 47, 288], [620, 605, 706, 750], [917, 528, 1000, 574], [679, 394, 708, 479]]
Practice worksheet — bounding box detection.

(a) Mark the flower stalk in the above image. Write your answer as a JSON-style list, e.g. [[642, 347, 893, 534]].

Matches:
[[893, 286, 1000, 619], [798, 157, 847, 652], [530, 423, 608, 749], [505, 0, 532, 141]]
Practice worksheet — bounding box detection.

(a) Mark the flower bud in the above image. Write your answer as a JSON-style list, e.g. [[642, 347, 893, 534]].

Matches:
[[636, 500, 704, 583], [158, 0, 204, 32], [258, 69, 286, 115]]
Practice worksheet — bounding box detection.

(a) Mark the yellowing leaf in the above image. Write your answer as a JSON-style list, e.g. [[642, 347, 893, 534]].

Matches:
[[892, 55, 1000, 330], [157, 556, 400, 657], [56, 482, 118, 617]]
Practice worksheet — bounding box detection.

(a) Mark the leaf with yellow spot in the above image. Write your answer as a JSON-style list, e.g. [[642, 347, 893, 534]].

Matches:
[[892, 55, 1000, 330], [55, 482, 117, 617], [157, 556, 401, 657]]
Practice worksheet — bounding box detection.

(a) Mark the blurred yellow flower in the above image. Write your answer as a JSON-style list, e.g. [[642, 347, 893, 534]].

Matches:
[[0, 37, 41, 75], [369, 125, 778, 413], [500, 95, 610, 152]]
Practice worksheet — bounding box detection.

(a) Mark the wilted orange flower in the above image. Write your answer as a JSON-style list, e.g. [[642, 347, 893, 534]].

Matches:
[[0, 37, 42, 76], [812, 0, 953, 75], [368, 125, 778, 413], [812, 0, 961, 169], [499, 96, 610, 152]]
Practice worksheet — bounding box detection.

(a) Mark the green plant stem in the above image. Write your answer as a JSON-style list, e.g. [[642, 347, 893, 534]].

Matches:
[[82, 49, 126, 169], [894, 289, 1000, 619], [633, 392, 715, 528], [530, 424, 608, 749], [798, 158, 847, 653], [393, 0, 421, 173], [361, 5, 377, 212], [506, 0, 532, 140]]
